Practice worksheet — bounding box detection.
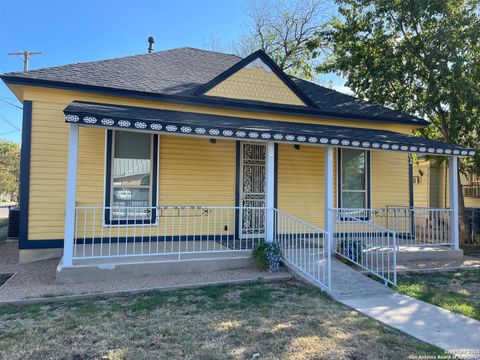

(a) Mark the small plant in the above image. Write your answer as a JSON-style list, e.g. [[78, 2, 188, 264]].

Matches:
[[252, 241, 282, 272], [337, 239, 363, 263]]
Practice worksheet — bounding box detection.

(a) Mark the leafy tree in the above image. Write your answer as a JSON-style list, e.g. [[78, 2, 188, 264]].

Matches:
[[231, 0, 329, 79], [0, 141, 20, 202], [312, 0, 480, 243]]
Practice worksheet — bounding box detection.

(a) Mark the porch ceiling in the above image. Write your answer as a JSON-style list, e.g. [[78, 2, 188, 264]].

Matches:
[[64, 101, 474, 156]]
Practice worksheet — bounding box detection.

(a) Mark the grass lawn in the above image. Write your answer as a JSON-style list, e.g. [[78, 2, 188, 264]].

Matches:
[[397, 269, 480, 320], [0, 274, 12, 287], [0, 281, 444, 359]]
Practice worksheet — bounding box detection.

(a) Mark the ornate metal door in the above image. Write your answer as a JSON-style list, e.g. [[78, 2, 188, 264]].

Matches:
[[240, 143, 266, 238]]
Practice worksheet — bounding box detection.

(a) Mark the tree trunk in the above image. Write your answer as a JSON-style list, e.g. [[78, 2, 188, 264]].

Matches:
[[458, 173, 471, 245]]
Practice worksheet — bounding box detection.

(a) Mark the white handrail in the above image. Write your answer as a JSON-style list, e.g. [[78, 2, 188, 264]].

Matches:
[[330, 208, 397, 286], [332, 207, 453, 247], [273, 209, 331, 290], [273, 209, 328, 233]]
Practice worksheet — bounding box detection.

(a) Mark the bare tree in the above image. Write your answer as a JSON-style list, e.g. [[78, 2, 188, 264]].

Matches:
[[235, 0, 330, 79], [201, 33, 225, 53]]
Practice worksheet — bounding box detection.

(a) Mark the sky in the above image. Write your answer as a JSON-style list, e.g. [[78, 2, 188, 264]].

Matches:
[[0, 0, 346, 144]]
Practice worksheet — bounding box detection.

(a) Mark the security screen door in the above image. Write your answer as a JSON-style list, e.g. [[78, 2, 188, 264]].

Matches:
[[239, 142, 266, 238]]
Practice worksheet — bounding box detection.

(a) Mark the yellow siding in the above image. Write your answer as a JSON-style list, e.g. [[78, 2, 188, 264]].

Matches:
[[278, 146, 410, 228], [28, 101, 68, 240], [28, 92, 236, 241], [205, 65, 306, 106], [21, 86, 419, 134], [23, 85, 416, 242], [159, 136, 235, 206], [72, 136, 235, 240], [413, 159, 480, 208], [277, 144, 326, 228], [77, 127, 106, 206], [371, 151, 410, 208], [465, 196, 480, 208], [413, 162, 430, 208]]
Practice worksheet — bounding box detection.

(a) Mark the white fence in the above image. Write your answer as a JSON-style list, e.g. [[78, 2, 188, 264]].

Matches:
[[71, 205, 333, 289], [273, 209, 331, 290], [72, 206, 266, 260], [336, 207, 453, 247], [330, 208, 397, 286]]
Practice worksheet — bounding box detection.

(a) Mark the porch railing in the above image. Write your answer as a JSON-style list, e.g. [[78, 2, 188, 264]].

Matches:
[[273, 209, 331, 290], [330, 208, 397, 286], [336, 207, 453, 247], [72, 206, 266, 261], [463, 185, 480, 198]]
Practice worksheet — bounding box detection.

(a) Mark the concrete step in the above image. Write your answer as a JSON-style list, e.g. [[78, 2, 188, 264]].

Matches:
[[397, 247, 463, 262], [57, 254, 254, 284]]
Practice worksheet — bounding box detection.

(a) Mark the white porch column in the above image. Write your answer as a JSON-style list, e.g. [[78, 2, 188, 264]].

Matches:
[[324, 146, 334, 290], [449, 155, 459, 250], [63, 124, 79, 267], [265, 141, 275, 242], [324, 146, 334, 236]]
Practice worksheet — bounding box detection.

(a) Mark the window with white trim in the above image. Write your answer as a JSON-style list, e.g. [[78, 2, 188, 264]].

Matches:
[[106, 130, 158, 223], [338, 149, 370, 209]]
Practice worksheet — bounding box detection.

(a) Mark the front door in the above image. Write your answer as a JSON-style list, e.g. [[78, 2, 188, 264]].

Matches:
[[239, 142, 266, 238]]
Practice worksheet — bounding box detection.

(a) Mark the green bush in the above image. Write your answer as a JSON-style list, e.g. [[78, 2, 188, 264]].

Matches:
[[252, 241, 282, 272], [337, 238, 363, 263]]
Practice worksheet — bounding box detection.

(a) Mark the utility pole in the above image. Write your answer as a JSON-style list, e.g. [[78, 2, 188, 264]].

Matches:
[[8, 50, 42, 71]]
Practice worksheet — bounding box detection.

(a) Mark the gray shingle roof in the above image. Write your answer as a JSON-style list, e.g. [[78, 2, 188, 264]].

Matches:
[[2, 47, 424, 125]]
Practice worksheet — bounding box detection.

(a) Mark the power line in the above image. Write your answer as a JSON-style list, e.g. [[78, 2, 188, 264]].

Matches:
[[0, 99, 22, 110], [8, 50, 42, 71], [0, 130, 19, 137], [0, 114, 21, 131]]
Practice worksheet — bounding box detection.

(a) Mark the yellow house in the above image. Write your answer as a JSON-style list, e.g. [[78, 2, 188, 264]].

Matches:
[[1, 48, 474, 287], [414, 158, 480, 209]]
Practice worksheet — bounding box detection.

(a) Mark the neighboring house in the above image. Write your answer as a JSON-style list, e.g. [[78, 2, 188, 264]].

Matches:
[[414, 158, 480, 209], [0, 48, 474, 287]]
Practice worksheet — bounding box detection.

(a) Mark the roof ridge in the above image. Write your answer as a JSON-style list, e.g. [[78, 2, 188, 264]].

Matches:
[[2, 47, 241, 77], [181, 46, 242, 59]]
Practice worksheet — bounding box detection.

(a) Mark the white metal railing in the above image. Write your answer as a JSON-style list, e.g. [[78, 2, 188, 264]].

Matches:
[[335, 207, 453, 247], [330, 208, 397, 286], [463, 185, 480, 198], [72, 206, 266, 261], [273, 209, 331, 290]]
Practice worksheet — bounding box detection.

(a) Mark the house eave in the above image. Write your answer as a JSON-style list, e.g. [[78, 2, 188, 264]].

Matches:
[[63, 100, 474, 157], [1, 75, 430, 127]]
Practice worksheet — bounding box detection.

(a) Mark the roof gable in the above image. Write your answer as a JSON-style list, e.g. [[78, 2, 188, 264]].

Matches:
[[196, 50, 317, 107]]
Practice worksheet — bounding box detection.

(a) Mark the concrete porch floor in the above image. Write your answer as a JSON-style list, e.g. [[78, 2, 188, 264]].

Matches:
[[2, 240, 480, 303], [56, 240, 258, 283], [0, 241, 289, 303], [72, 240, 251, 265]]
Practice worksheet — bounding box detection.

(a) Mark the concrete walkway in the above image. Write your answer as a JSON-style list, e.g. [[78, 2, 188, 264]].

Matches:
[[342, 293, 480, 359], [329, 258, 392, 299], [329, 259, 480, 358]]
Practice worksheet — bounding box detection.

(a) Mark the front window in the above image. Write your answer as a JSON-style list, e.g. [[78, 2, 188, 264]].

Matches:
[[106, 130, 157, 223], [339, 149, 369, 209]]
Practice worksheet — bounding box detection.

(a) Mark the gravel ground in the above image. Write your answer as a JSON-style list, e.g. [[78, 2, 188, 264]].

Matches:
[[0, 241, 289, 303]]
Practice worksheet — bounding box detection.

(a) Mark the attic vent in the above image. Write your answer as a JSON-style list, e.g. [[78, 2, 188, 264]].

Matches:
[[148, 36, 155, 53]]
